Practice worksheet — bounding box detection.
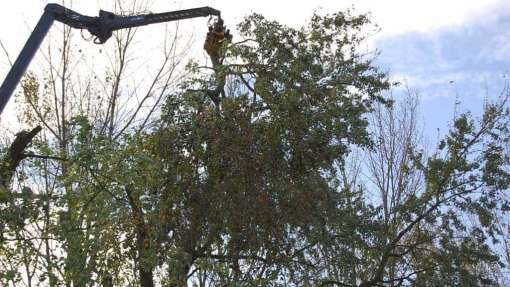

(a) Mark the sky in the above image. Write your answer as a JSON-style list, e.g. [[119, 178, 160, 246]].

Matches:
[[0, 0, 509, 139]]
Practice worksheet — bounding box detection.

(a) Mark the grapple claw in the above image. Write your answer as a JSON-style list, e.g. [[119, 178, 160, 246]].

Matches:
[[204, 18, 231, 58]]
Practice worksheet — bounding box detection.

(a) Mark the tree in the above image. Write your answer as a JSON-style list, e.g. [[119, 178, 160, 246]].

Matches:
[[79, 10, 390, 287], [318, 91, 510, 287], [3, 3, 508, 287], [0, 0, 190, 286]]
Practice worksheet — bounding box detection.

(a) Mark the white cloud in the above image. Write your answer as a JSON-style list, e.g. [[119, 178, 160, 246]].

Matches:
[[0, 0, 506, 125], [478, 30, 510, 63], [356, 0, 504, 35], [0, 0, 504, 57], [187, 0, 506, 36]]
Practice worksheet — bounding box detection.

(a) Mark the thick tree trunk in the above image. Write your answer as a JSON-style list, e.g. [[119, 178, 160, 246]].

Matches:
[[138, 228, 154, 287], [139, 268, 154, 287], [126, 187, 155, 287], [137, 221, 155, 287]]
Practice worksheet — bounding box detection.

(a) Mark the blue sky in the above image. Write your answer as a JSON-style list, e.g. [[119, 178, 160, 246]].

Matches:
[[374, 1, 510, 138]]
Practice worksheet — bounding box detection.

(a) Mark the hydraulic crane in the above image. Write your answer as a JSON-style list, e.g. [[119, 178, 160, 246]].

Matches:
[[0, 3, 224, 115]]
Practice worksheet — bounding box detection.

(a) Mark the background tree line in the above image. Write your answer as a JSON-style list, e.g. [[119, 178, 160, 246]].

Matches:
[[0, 0, 509, 286]]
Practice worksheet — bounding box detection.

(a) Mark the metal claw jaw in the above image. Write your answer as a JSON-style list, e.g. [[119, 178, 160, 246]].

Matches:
[[89, 10, 116, 44]]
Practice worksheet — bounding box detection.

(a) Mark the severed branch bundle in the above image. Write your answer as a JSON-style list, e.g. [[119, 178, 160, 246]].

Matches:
[[203, 18, 232, 106]]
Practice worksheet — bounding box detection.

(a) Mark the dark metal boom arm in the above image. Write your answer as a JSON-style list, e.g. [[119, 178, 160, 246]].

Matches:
[[0, 4, 221, 115]]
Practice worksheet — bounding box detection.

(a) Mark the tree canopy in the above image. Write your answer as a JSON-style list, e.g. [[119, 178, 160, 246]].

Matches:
[[0, 3, 509, 287]]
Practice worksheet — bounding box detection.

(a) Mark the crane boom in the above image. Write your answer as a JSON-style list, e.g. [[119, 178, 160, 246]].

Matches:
[[0, 4, 221, 115], [108, 7, 221, 30]]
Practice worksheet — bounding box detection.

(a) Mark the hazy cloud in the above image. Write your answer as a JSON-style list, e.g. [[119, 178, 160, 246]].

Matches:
[[375, 2, 510, 101]]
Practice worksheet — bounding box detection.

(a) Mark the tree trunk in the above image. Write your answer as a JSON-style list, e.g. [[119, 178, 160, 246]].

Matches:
[[126, 187, 155, 287], [139, 267, 154, 287], [168, 260, 191, 287], [136, 219, 155, 287]]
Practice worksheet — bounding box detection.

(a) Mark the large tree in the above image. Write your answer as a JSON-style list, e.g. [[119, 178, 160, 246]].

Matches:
[[318, 92, 510, 287], [83, 10, 390, 287], [3, 3, 509, 287], [0, 0, 188, 286]]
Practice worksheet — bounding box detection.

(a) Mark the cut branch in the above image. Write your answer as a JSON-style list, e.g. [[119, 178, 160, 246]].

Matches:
[[1, 126, 42, 186]]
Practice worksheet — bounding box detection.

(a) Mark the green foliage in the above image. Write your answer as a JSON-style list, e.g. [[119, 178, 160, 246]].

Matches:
[[151, 10, 390, 285], [1, 7, 509, 287]]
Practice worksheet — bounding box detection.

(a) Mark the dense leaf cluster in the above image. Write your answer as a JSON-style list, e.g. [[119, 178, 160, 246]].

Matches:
[[0, 7, 509, 287]]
